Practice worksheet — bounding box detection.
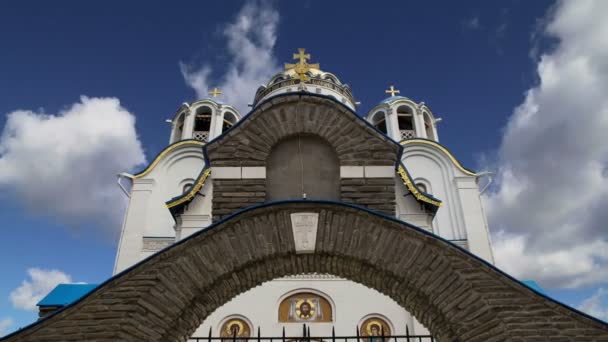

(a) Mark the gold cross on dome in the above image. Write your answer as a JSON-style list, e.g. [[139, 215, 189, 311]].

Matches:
[[208, 87, 222, 98], [293, 48, 310, 64], [284, 48, 320, 82], [385, 85, 400, 97]]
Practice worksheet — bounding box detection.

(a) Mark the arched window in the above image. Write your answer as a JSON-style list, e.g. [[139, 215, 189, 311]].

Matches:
[[182, 183, 193, 194], [194, 106, 212, 142], [396, 106, 414, 140], [222, 112, 237, 132], [371, 111, 388, 134], [172, 113, 185, 142], [278, 291, 333, 323], [424, 112, 435, 140], [416, 183, 427, 193], [266, 135, 339, 201]]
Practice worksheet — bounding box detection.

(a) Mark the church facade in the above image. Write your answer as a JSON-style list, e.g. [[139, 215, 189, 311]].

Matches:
[[6, 50, 607, 342], [113, 50, 491, 338]]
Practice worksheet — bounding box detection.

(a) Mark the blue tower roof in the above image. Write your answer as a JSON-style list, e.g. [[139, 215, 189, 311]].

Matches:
[[37, 284, 98, 307]]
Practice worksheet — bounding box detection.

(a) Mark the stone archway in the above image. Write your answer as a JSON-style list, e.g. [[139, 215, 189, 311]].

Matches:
[[3, 202, 607, 342]]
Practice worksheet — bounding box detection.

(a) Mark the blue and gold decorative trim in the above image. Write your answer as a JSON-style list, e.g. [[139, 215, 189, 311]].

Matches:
[[166, 167, 211, 211], [397, 163, 442, 207], [400, 139, 476, 176], [133, 140, 205, 179]]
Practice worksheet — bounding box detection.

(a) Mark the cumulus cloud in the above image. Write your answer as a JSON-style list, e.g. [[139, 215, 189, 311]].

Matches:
[[9, 268, 74, 311], [578, 288, 608, 322], [0, 96, 145, 233], [0, 318, 14, 337], [484, 0, 608, 288], [180, 1, 281, 114]]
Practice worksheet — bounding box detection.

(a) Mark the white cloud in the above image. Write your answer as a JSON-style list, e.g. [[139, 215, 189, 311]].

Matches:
[[180, 0, 281, 114], [0, 318, 14, 337], [484, 0, 608, 288], [578, 288, 608, 322], [9, 268, 73, 311], [0, 96, 146, 234]]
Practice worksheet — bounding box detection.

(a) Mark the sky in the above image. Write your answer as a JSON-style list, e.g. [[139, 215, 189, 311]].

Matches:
[[1, 0, 607, 335]]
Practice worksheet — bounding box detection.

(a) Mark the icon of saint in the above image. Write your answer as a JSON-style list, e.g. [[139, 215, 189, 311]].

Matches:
[[299, 301, 313, 319]]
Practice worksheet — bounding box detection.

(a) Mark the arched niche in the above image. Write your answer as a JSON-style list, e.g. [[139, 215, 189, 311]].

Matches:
[[266, 135, 340, 201], [218, 316, 253, 338], [370, 111, 388, 134], [194, 106, 213, 142], [278, 290, 333, 323], [396, 106, 414, 140], [222, 112, 237, 133]]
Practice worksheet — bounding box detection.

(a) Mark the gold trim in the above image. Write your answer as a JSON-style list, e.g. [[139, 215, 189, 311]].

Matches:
[[397, 165, 442, 207], [166, 168, 211, 209], [400, 139, 477, 176], [133, 140, 205, 179]]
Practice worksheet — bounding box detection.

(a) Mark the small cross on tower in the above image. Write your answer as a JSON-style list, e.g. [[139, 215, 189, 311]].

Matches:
[[385, 85, 400, 97], [208, 87, 223, 98]]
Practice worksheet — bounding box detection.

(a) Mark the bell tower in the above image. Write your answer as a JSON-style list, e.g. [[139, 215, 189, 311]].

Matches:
[[366, 86, 440, 142], [168, 88, 240, 144]]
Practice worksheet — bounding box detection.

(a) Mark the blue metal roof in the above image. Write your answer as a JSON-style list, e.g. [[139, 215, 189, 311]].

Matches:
[[37, 284, 98, 307], [380, 95, 409, 103], [522, 280, 545, 294]]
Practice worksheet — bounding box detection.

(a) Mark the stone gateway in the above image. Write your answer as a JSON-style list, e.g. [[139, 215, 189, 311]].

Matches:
[[5, 49, 606, 341]]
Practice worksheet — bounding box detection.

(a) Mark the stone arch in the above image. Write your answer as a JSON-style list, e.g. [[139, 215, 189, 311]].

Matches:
[[4, 202, 607, 342], [206, 95, 400, 167], [266, 134, 340, 201]]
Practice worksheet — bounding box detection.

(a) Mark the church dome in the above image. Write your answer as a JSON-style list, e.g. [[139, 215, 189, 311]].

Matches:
[[380, 95, 411, 104], [252, 49, 356, 109]]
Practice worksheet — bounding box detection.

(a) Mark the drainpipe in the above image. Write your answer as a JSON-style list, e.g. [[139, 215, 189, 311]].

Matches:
[[476, 171, 494, 195], [117, 172, 134, 198]]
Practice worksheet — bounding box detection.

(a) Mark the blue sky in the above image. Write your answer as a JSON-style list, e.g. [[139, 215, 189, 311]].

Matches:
[[1, 0, 607, 335]]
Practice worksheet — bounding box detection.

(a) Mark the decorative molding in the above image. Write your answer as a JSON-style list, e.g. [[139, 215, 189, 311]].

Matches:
[[166, 168, 211, 210], [241, 167, 266, 179], [340, 166, 364, 178], [290, 213, 319, 254], [141, 237, 174, 252], [401, 139, 476, 176], [397, 164, 442, 207], [279, 273, 342, 280], [212, 167, 241, 179], [133, 140, 204, 179], [364, 166, 394, 178]]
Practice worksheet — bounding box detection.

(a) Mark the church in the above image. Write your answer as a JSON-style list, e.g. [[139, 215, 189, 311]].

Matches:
[[4, 49, 607, 341]]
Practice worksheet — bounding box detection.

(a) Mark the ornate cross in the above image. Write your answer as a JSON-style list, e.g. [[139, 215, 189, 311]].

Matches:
[[285, 48, 320, 82], [293, 48, 310, 64], [385, 85, 400, 97], [208, 87, 223, 98]]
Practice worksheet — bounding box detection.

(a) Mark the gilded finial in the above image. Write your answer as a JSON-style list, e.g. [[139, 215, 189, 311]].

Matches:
[[385, 85, 400, 97], [208, 87, 223, 98], [285, 48, 320, 82]]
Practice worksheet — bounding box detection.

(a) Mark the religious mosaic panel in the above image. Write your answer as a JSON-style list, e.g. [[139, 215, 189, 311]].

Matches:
[[219, 317, 251, 338], [359, 317, 391, 338], [278, 292, 333, 323]]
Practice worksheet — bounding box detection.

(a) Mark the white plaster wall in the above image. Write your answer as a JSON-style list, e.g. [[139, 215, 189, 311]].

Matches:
[[399, 143, 494, 263], [113, 145, 207, 274], [191, 276, 429, 339], [400, 151, 465, 240]]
